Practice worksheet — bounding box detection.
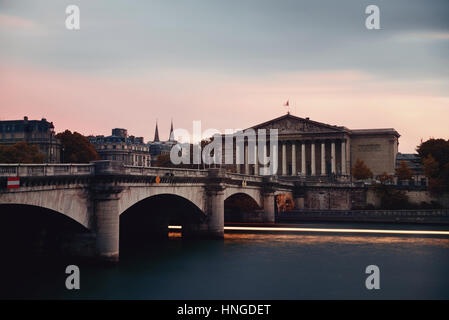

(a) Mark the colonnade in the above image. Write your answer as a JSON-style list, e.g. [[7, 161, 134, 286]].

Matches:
[[235, 139, 348, 176]]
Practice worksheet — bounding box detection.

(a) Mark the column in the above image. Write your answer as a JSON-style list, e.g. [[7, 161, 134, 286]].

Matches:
[[270, 143, 278, 175], [341, 140, 346, 175], [254, 144, 258, 175], [311, 142, 316, 176], [235, 144, 241, 174], [282, 142, 287, 176], [291, 142, 296, 176], [321, 141, 326, 176], [301, 142, 306, 176], [261, 143, 267, 175], [331, 140, 336, 174], [245, 143, 249, 175], [263, 192, 275, 223]]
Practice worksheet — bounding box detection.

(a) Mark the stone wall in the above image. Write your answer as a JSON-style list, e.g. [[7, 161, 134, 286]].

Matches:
[[350, 134, 398, 176], [304, 188, 351, 210]]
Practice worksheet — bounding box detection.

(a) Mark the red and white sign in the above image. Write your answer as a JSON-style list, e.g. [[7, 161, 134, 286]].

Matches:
[[7, 177, 20, 189]]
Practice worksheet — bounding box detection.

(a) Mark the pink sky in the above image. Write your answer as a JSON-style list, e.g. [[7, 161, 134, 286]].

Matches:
[[1, 63, 448, 153]]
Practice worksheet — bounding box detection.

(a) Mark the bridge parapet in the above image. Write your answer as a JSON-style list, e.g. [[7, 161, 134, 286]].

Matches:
[[0, 163, 95, 177], [123, 165, 209, 178]]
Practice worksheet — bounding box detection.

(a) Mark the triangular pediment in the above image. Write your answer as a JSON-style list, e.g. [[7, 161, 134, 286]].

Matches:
[[248, 113, 348, 134]]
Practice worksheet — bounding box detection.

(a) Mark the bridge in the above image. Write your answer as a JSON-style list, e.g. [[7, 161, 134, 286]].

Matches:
[[0, 161, 294, 261]]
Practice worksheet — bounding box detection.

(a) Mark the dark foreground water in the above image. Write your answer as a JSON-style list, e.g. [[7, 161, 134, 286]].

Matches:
[[2, 223, 449, 299]]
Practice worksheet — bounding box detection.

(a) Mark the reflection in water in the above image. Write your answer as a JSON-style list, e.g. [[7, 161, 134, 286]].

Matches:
[[2, 227, 449, 299], [223, 232, 449, 247]]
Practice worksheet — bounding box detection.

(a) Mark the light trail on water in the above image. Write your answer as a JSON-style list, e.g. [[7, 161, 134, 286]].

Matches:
[[168, 225, 449, 236]]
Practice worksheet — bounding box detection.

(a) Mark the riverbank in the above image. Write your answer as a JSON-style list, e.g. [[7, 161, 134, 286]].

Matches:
[[276, 209, 449, 225]]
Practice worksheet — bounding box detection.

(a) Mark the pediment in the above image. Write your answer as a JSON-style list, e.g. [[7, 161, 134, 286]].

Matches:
[[249, 114, 346, 134]]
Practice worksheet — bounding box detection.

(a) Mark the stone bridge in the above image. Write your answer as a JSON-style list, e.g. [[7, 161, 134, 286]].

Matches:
[[0, 161, 294, 261]]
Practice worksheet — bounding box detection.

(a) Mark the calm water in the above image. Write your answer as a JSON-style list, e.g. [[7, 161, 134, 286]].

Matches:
[[2, 223, 449, 299]]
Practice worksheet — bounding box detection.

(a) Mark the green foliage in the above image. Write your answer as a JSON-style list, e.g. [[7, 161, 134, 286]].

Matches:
[[0, 142, 45, 163], [56, 130, 99, 163]]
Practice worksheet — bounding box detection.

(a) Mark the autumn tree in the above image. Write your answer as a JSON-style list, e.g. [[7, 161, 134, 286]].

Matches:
[[352, 158, 373, 180], [56, 130, 99, 163], [396, 160, 414, 181], [378, 172, 394, 184], [0, 142, 45, 163], [416, 138, 449, 194]]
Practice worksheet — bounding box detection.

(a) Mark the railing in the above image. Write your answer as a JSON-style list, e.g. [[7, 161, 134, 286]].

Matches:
[[0, 163, 210, 178], [123, 166, 209, 178], [0, 164, 95, 177], [0, 163, 284, 183]]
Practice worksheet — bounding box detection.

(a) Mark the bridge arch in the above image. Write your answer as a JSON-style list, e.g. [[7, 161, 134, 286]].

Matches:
[[0, 203, 92, 257], [224, 190, 263, 223], [224, 187, 263, 208], [119, 193, 206, 249], [118, 185, 207, 215], [0, 189, 92, 229]]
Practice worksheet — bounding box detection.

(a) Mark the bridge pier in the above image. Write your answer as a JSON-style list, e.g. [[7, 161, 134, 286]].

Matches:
[[262, 192, 276, 223], [183, 189, 224, 239], [94, 186, 123, 262]]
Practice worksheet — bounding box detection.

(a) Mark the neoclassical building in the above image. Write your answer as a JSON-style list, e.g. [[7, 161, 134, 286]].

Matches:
[[229, 113, 400, 178]]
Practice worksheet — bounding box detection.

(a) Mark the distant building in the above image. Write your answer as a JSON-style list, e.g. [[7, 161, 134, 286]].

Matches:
[[395, 153, 427, 186], [88, 128, 150, 167], [220, 113, 400, 178], [0, 116, 62, 163], [148, 120, 177, 164]]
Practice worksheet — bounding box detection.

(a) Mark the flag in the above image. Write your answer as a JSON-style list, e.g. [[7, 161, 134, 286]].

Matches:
[[283, 100, 289, 107], [7, 177, 20, 189]]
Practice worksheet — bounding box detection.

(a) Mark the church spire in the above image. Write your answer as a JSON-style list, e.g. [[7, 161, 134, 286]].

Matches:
[[169, 118, 174, 142], [154, 120, 160, 142]]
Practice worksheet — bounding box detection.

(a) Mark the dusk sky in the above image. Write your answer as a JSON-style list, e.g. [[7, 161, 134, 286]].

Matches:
[[1, 0, 448, 152]]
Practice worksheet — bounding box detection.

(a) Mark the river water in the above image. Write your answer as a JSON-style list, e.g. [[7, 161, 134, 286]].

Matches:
[[2, 222, 449, 299]]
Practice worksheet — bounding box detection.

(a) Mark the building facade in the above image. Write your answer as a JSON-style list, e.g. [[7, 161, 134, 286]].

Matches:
[[225, 113, 400, 179], [0, 116, 62, 163], [88, 128, 151, 167]]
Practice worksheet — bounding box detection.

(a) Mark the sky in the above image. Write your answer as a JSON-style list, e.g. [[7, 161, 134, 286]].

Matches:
[[0, 0, 448, 153]]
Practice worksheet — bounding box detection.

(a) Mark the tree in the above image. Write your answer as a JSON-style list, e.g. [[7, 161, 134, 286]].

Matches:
[[0, 142, 45, 163], [56, 130, 99, 163], [378, 172, 394, 184], [417, 138, 449, 194], [352, 158, 373, 180], [396, 160, 413, 181], [422, 155, 439, 178]]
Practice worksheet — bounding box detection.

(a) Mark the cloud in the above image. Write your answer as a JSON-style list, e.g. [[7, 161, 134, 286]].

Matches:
[[393, 31, 449, 42], [0, 13, 37, 29]]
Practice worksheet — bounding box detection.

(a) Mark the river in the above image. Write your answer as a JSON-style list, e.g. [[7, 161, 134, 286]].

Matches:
[[2, 222, 449, 299]]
